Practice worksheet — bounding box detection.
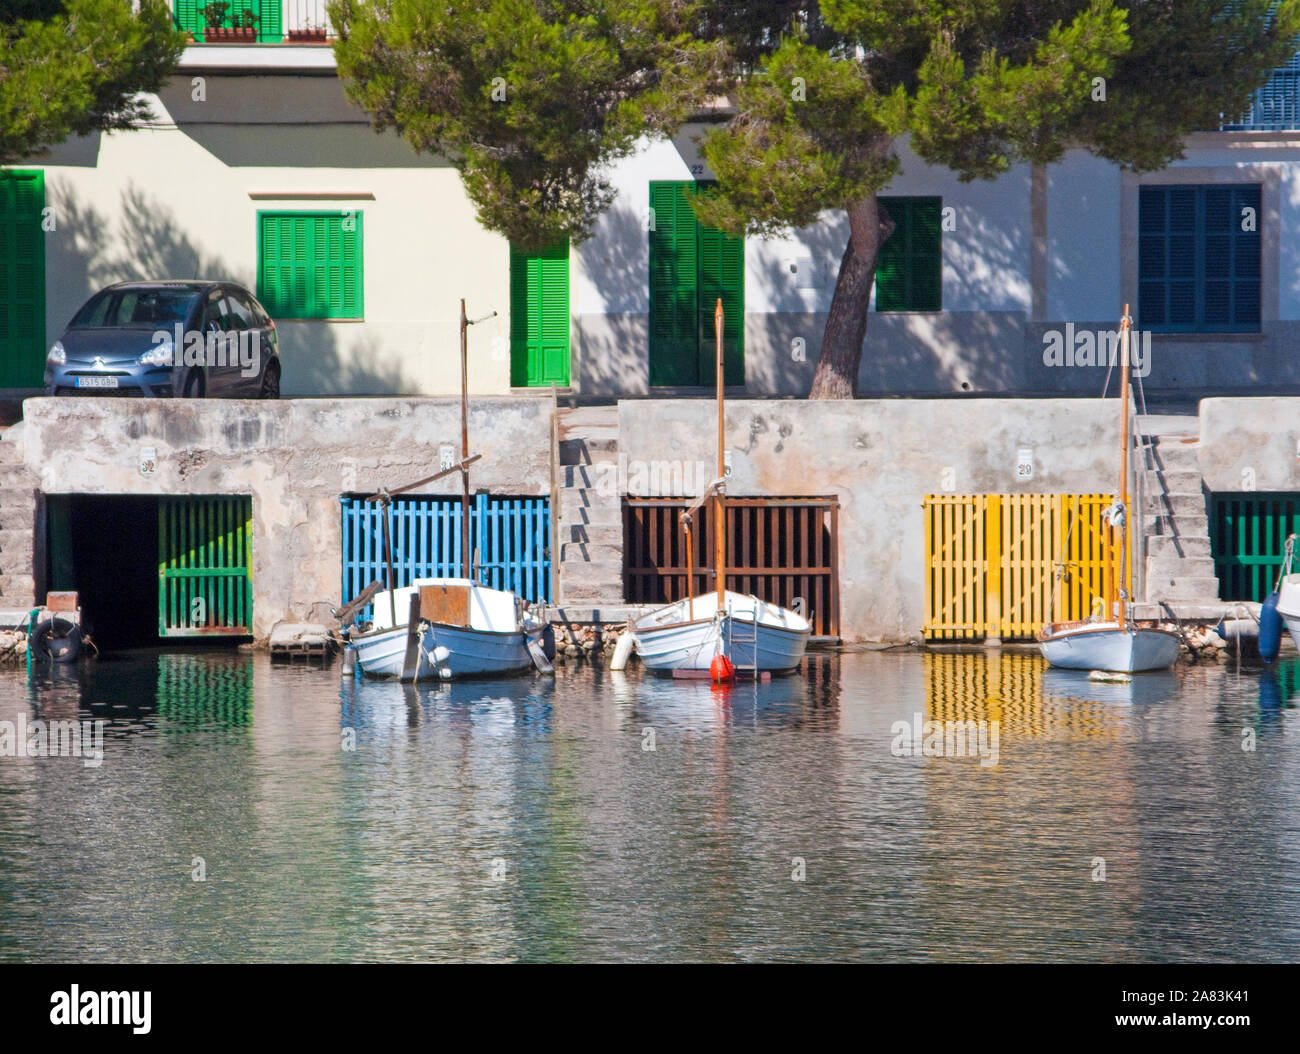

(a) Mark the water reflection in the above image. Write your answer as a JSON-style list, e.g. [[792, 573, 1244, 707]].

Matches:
[[0, 648, 1296, 962]]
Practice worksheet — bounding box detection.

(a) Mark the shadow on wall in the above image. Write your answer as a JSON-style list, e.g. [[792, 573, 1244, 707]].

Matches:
[[743, 213, 853, 395], [46, 184, 414, 396], [575, 200, 655, 395]]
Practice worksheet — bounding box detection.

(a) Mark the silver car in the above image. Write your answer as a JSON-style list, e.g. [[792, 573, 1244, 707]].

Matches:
[[45, 281, 282, 398]]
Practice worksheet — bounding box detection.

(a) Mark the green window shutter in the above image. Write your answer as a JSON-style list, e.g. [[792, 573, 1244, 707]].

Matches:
[[649, 180, 745, 386], [1138, 184, 1259, 333], [258, 211, 362, 320], [510, 241, 569, 386], [0, 169, 46, 387], [697, 220, 744, 386], [175, 1, 282, 41], [649, 181, 700, 386], [876, 197, 941, 312]]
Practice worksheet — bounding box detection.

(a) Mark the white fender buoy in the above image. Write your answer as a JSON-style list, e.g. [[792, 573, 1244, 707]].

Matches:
[[609, 631, 635, 671]]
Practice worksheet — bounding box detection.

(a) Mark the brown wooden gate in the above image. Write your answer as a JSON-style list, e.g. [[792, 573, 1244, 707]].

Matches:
[[623, 497, 839, 637]]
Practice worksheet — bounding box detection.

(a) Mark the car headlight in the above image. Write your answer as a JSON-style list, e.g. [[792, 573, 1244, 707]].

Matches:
[[139, 344, 174, 368], [46, 341, 65, 366]]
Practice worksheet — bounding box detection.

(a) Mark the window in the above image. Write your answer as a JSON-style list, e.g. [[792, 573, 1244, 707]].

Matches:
[[648, 181, 743, 387], [257, 211, 363, 320], [875, 197, 942, 312], [1139, 185, 1260, 333], [224, 290, 257, 331]]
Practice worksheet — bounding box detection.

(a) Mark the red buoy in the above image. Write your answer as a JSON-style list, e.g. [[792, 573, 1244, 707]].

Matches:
[[710, 654, 736, 682]]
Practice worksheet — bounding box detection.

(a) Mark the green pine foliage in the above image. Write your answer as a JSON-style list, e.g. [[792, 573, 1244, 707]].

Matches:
[[330, 2, 1300, 395], [329, 0, 729, 250], [0, 1, 185, 165]]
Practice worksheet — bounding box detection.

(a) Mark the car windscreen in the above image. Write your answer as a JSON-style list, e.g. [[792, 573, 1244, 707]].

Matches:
[[69, 288, 201, 329]]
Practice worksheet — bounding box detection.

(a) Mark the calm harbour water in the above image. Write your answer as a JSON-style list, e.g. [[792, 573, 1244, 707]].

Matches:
[[0, 648, 1297, 963]]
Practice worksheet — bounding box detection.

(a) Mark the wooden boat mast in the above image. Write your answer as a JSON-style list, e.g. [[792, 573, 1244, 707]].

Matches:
[[715, 299, 726, 613], [460, 298, 472, 580], [1117, 305, 1132, 632]]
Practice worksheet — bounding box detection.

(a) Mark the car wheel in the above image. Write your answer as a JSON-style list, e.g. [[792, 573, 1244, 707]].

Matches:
[[183, 370, 204, 398], [259, 362, 280, 400]]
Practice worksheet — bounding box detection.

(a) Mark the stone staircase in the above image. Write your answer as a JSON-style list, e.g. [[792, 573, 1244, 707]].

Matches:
[[556, 404, 624, 603], [1135, 415, 1221, 611], [0, 421, 38, 617]]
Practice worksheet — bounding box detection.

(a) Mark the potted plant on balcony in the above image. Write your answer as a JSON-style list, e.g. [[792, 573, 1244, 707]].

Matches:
[[201, 2, 258, 42], [288, 19, 328, 43]]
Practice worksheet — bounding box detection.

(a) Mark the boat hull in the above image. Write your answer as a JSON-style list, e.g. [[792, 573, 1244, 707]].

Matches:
[[420, 621, 534, 678], [351, 626, 415, 679], [1274, 574, 1300, 652], [636, 614, 810, 673], [352, 623, 533, 680], [1038, 624, 1180, 673]]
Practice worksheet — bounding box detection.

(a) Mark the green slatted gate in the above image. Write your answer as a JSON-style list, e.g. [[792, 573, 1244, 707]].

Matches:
[[510, 241, 569, 386], [158, 497, 254, 637], [0, 169, 45, 387], [1209, 493, 1300, 602]]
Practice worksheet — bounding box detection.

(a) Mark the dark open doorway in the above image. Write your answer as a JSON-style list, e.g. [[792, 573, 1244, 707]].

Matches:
[[46, 496, 160, 650]]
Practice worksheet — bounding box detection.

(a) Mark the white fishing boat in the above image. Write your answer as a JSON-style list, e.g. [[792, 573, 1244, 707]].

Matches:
[[1274, 572, 1300, 651], [621, 299, 811, 678], [343, 299, 551, 682], [633, 590, 811, 674], [1038, 305, 1180, 675], [352, 579, 541, 680], [1038, 618, 1180, 673]]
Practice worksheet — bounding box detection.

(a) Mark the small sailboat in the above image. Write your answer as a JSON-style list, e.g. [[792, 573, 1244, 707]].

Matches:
[[1038, 305, 1180, 674], [350, 578, 544, 679], [629, 300, 812, 677], [345, 299, 551, 681]]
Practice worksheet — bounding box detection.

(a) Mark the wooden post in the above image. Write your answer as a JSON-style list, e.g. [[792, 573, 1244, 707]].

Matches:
[[1117, 306, 1131, 630], [381, 495, 396, 628], [460, 298, 472, 581], [715, 299, 726, 613], [985, 496, 1002, 643], [684, 516, 695, 621]]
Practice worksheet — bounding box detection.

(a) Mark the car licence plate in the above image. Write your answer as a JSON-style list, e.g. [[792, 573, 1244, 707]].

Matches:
[[76, 376, 119, 388]]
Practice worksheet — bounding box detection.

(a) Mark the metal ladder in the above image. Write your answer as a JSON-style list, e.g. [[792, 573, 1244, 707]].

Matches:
[[725, 597, 759, 674]]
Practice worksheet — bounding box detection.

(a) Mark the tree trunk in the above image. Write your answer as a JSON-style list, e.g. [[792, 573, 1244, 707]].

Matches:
[[808, 193, 894, 399]]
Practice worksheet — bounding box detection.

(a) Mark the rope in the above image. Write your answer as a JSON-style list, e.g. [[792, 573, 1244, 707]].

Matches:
[[1273, 533, 1296, 594]]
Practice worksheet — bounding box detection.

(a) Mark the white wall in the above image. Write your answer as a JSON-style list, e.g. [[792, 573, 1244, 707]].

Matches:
[[32, 75, 511, 396]]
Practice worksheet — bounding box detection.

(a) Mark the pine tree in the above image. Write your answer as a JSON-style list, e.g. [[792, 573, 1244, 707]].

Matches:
[[1, 0, 184, 165]]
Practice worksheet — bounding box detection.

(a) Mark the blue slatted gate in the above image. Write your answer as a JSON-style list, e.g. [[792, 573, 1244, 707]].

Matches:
[[340, 494, 551, 616]]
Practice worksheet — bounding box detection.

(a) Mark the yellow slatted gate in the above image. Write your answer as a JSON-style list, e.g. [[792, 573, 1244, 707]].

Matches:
[[924, 494, 1119, 640]]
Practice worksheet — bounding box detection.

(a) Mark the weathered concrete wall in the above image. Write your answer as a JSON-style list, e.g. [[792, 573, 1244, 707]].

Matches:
[[20, 397, 552, 639], [1198, 397, 1300, 491], [619, 398, 1120, 642]]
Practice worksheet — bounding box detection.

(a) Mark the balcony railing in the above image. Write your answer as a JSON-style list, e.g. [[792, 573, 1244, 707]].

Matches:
[[172, 1, 333, 44], [1223, 54, 1300, 131]]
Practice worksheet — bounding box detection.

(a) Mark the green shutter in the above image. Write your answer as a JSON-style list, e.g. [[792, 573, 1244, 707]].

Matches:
[[649, 180, 744, 386], [0, 169, 46, 387], [510, 241, 570, 386], [258, 211, 362, 320], [1139, 184, 1259, 333], [174, 1, 282, 41], [697, 221, 744, 386], [876, 197, 941, 312]]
